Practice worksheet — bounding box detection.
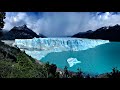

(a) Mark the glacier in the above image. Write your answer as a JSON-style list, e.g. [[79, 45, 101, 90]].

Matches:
[[13, 38, 109, 60]]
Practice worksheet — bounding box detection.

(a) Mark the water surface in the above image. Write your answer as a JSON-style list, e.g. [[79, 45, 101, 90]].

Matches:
[[41, 42, 120, 75]]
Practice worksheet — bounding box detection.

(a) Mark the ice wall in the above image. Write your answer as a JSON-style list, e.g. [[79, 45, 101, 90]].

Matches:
[[13, 38, 109, 51], [13, 38, 109, 60]]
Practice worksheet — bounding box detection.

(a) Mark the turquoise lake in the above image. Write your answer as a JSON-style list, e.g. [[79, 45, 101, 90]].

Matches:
[[41, 42, 120, 75]]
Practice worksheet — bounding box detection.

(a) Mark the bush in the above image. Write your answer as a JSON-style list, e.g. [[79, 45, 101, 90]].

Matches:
[[107, 67, 120, 78]]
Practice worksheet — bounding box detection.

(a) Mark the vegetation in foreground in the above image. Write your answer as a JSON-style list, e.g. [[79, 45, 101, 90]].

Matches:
[[0, 41, 120, 78]]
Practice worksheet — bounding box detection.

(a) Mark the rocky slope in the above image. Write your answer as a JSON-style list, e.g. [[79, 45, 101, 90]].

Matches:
[[0, 41, 48, 78]]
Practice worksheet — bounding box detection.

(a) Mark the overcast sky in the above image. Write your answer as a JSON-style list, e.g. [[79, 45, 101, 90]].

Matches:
[[3, 12, 120, 37]]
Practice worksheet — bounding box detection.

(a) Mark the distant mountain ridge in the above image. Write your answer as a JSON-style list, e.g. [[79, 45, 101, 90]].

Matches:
[[72, 24, 120, 41], [0, 25, 46, 40], [39, 33, 47, 38]]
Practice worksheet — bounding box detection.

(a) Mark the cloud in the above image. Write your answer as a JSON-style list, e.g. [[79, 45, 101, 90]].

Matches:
[[3, 12, 120, 37]]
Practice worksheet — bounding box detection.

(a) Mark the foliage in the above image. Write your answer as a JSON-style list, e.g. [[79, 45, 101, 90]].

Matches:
[[0, 41, 47, 78], [107, 67, 120, 78], [71, 68, 84, 78], [0, 12, 6, 30], [44, 62, 59, 78], [85, 74, 90, 78], [63, 66, 69, 78]]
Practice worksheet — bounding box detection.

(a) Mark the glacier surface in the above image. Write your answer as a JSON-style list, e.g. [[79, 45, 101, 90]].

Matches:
[[13, 38, 109, 60]]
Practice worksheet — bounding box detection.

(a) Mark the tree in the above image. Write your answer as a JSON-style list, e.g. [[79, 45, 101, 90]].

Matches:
[[44, 62, 50, 78], [86, 74, 90, 78], [44, 62, 58, 78], [107, 67, 120, 78], [49, 64, 57, 77], [0, 12, 6, 30], [111, 67, 120, 78], [64, 66, 69, 78], [55, 72, 60, 78], [76, 68, 84, 78]]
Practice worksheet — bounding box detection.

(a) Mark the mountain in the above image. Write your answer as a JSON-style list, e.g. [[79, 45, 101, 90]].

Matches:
[[0, 25, 40, 40], [39, 33, 47, 38], [0, 29, 8, 38], [72, 24, 120, 41], [73, 30, 93, 38]]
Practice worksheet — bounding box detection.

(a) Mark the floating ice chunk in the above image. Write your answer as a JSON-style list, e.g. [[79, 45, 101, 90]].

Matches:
[[67, 58, 81, 67]]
